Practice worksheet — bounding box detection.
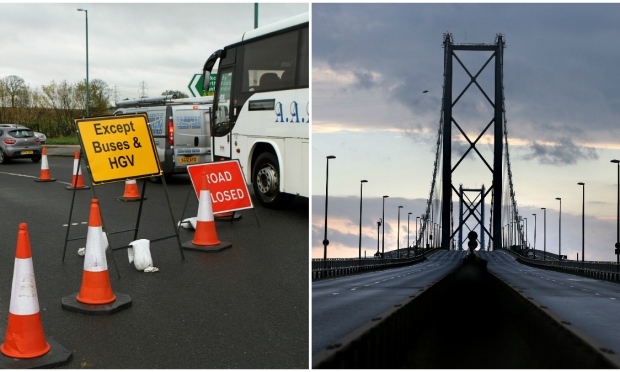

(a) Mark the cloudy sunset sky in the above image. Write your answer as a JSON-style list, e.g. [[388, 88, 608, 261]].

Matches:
[[311, 3, 620, 262]]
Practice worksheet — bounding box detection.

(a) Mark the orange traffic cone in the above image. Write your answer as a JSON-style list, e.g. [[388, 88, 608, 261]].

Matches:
[[61, 199, 132, 315], [1, 223, 50, 359], [182, 174, 232, 252], [117, 179, 143, 202], [0, 224, 72, 368], [77, 199, 115, 305], [34, 148, 56, 182], [193, 175, 220, 246], [65, 149, 90, 190]]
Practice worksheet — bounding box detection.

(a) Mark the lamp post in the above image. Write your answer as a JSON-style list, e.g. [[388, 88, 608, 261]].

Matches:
[[524, 217, 528, 252], [425, 214, 429, 249], [578, 182, 585, 264], [397, 206, 403, 258], [77, 8, 90, 117], [556, 197, 562, 260], [541, 207, 547, 260], [322, 155, 336, 261], [423, 214, 427, 256], [416, 216, 419, 252], [532, 213, 537, 258], [612, 160, 620, 268], [382, 195, 389, 257], [407, 212, 412, 255], [376, 219, 381, 257], [358, 180, 368, 260]]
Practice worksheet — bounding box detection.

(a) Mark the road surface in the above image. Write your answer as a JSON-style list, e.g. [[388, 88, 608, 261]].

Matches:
[[312, 250, 465, 355]]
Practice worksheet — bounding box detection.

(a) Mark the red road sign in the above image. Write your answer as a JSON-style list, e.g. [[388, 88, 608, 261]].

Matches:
[[187, 160, 253, 213]]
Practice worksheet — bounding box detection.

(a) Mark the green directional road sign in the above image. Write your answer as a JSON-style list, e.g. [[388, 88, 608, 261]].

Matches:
[[188, 73, 216, 97]]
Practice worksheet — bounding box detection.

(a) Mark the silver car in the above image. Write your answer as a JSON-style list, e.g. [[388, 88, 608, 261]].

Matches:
[[0, 124, 46, 144], [0, 125, 42, 163]]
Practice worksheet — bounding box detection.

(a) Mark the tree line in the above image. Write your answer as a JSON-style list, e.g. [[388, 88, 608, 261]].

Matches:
[[0, 75, 187, 138]]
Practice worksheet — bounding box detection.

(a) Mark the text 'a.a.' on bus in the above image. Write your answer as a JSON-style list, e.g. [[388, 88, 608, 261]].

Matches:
[[202, 12, 309, 208]]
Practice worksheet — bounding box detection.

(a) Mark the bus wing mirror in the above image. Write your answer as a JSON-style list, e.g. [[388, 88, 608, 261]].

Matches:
[[203, 49, 222, 74], [203, 49, 223, 91]]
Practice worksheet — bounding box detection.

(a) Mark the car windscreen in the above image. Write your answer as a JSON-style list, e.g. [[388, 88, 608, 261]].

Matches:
[[9, 130, 34, 138]]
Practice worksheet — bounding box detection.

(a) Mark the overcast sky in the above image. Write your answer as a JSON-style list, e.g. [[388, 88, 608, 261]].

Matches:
[[0, 2, 308, 102], [312, 3, 620, 262]]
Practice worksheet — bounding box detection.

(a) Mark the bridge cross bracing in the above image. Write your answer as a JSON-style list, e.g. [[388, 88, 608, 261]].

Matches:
[[418, 33, 527, 252]]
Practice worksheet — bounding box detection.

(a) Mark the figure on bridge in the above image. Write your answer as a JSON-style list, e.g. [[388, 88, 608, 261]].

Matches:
[[467, 231, 478, 255]]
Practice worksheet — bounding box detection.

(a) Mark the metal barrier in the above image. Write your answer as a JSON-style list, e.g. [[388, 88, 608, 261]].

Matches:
[[311, 249, 441, 280], [500, 249, 620, 283]]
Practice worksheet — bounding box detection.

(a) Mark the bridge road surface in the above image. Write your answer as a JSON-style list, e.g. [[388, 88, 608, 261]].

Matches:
[[312, 250, 465, 355], [0, 150, 308, 369], [479, 250, 620, 354]]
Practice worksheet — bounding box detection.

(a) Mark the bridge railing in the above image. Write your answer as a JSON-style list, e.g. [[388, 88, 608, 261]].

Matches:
[[312, 249, 441, 280], [500, 248, 620, 282]]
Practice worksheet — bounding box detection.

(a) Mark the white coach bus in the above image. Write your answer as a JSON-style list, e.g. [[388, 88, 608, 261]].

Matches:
[[202, 12, 309, 208]]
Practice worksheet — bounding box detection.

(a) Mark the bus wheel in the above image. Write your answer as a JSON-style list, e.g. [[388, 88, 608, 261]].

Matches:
[[252, 152, 292, 208]]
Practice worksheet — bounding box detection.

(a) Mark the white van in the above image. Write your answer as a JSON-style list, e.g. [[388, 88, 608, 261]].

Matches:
[[114, 95, 213, 180]]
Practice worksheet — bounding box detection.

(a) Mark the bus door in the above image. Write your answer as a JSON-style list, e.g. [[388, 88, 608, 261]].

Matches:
[[211, 68, 233, 161]]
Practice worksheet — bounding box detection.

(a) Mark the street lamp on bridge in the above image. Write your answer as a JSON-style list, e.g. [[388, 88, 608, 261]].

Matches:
[[322, 155, 336, 261], [382, 195, 389, 257], [541, 207, 547, 261], [415, 216, 419, 251], [407, 212, 412, 255], [524, 217, 528, 251], [376, 219, 382, 257], [556, 197, 562, 260], [358, 180, 368, 260], [532, 213, 537, 259], [611, 159, 620, 267], [578, 182, 585, 264], [397, 206, 403, 258]]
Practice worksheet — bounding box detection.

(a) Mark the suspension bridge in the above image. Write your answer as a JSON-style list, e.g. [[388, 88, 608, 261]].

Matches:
[[312, 33, 620, 369]]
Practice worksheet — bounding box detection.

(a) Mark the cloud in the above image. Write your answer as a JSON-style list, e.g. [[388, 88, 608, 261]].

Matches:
[[522, 137, 599, 165], [351, 70, 379, 90], [313, 3, 620, 149]]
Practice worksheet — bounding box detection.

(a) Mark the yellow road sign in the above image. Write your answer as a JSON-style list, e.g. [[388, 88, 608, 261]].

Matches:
[[75, 114, 161, 184]]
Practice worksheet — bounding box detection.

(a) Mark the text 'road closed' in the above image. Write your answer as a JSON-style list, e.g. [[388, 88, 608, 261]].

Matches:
[[187, 161, 254, 214]]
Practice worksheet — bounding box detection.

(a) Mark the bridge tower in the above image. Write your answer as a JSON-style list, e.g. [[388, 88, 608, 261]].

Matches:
[[441, 33, 505, 251]]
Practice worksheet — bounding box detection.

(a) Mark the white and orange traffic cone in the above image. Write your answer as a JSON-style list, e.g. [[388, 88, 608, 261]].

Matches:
[[65, 149, 90, 190], [1, 223, 50, 358], [34, 147, 56, 182], [0, 224, 71, 368], [116, 179, 143, 202], [192, 176, 220, 246], [61, 199, 132, 315], [182, 174, 232, 252]]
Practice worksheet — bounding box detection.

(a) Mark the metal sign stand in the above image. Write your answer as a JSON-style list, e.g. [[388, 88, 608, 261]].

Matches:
[[62, 152, 185, 279]]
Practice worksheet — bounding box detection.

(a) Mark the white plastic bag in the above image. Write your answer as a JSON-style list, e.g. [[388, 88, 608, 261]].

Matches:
[[178, 217, 197, 230], [128, 239, 154, 271]]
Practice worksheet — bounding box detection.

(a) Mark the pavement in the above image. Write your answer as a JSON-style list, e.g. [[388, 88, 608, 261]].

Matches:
[[0, 154, 309, 369]]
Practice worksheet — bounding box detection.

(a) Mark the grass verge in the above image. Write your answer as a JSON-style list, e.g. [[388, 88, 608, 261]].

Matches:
[[45, 137, 80, 145]]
